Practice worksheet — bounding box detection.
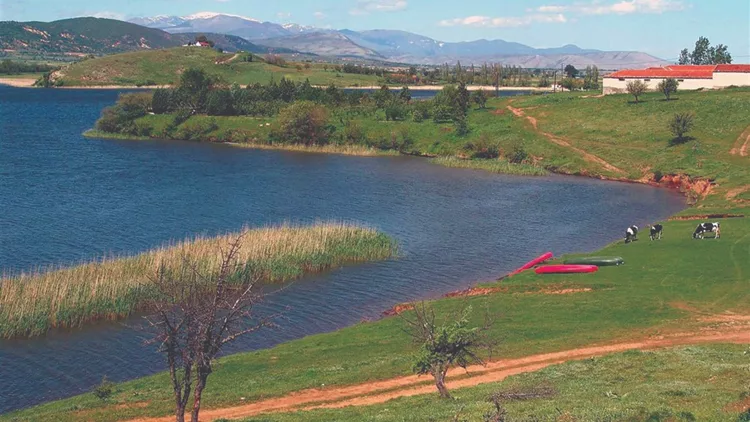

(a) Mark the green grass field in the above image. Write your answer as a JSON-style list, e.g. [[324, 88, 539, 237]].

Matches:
[[243, 345, 750, 421], [49, 47, 383, 87], [6, 88, 749, 421]]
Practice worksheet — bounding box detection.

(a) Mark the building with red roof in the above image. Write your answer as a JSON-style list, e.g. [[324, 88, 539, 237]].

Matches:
[[603, 64, 750, 94]]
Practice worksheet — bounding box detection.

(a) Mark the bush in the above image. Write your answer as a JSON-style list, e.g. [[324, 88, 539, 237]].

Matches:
[[626, 80, 648, 103], [206, 90, 235, 116], [508, 144, 529, 164], [343, 121, 366, 145], [398, 127, 415, 153], [465, 133, 500, 159], [412, 101, 431, 122], [385, 100, 407, 121], [92, 376, 114, 401], [669, 112, 695, 143], [272, 101, 330, 146], [95, 92, 152, 133], [657, 78, 679, 100], [151, 88, 172, 114]]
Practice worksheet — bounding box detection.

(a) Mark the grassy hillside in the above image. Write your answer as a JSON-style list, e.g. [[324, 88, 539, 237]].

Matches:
[[7, 88, 749, 421], [47, 47, 382, 86]]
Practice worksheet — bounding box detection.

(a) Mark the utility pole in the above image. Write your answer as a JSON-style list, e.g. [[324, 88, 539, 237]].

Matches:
[[553, 67, 557, 93]]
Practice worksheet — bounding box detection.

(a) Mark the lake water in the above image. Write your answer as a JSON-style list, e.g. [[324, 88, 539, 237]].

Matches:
[[0, 86, 685, 413]]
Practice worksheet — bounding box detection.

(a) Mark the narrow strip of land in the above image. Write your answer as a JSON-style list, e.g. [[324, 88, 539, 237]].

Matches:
[[127, 326, 750, 422], [506, 105, 626, 175]]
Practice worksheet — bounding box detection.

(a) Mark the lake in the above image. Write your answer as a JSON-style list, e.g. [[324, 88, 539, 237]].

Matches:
[[0, 85, 685, 413]]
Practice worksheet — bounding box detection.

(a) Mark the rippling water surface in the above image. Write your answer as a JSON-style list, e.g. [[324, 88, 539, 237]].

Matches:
[[0, 86, 685, 413]]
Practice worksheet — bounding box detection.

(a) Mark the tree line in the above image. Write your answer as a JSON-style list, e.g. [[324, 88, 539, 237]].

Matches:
[[0, 59, 57, 74]]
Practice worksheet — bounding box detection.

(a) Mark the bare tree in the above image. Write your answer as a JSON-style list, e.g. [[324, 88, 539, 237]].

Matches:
[[144, 236, 275, 422], [401, 302, 494, 398], [626, 80, 648, 103]]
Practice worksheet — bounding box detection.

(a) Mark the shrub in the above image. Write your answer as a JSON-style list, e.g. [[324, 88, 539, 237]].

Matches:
[[206, 90, 235, 116], [398, 127, 415, 153], [669, 112, 695, 142], [343, 121, 366, 145], [273, 101, 330, 146], [465, 133, 500, 159], [92, 376, 115, 401], [412, 101, 431, 122], [626, 80, 648, 103], [151, 88, 172, 114], [508, 144, 529, 164], [95, 92, 152, 133], [385, 100, 407, 121], [657, 78, 679, 100]]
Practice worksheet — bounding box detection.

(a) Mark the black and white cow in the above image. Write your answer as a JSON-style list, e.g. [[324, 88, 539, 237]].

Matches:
[[650, 224, 663, 241], [625, 225, 639, 243], [693, 222, 721, 239]]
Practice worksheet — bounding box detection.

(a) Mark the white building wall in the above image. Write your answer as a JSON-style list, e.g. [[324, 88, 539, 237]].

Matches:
[[602, 77, 714, 94], [604, 71, 750, 95], [713, 72, 750, 87]]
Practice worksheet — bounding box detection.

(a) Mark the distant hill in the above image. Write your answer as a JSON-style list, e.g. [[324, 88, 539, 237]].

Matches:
[[0, 17, 180, 55], [259, 32, 383, 59], [129, 12, 666, 67], [0, 18, 301, 58]]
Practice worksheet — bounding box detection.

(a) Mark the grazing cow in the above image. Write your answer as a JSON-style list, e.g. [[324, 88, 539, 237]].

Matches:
[[650, 224, 663, 241], [625, 225, 639, 243], [693, 222, 721, 239]]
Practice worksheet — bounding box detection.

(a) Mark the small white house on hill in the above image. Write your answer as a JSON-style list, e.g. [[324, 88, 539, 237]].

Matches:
[[603, 64, 750, 94]]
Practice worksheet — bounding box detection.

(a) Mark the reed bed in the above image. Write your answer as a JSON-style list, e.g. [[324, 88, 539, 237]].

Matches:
[[0, 222, 396, 338], [429, 157, 548, 176]]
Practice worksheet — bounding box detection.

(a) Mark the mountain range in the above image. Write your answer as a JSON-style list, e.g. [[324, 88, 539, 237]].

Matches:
[[126, 12, 667, 68], [0, 13, 667, 68]]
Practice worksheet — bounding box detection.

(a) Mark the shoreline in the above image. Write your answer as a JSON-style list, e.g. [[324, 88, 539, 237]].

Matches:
[[1, 79, 551, 92]]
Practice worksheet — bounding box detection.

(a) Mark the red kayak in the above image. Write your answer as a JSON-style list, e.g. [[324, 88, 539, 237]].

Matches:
[[509, 252, 554, 276], [535, 265, 599, 274]]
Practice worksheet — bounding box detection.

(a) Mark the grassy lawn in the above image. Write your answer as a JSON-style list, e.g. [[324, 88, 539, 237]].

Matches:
[[242, 345, 750, 421], [6, 88, 749, 421], [51, 48, 382, 87]]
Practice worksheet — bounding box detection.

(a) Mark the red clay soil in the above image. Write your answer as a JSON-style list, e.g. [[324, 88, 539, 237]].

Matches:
[[126, 326, 750, 422], [726, 186, 750, 204], [730, 125, 750, 157], [381, 303, 415, 317], [506, 105, 626, 175]]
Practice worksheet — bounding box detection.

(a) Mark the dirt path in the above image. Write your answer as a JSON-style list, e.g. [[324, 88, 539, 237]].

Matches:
[[506, 105, 626, 175], [215, 53, 241, 65], [730, 125, 750, 157], [127, 327, 750, 422]]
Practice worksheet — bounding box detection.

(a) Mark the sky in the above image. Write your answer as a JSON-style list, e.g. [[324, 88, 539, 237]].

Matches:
[[1, 0, 749, 59]]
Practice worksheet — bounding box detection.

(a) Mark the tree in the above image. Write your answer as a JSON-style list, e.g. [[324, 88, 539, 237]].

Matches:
[[373, 85, 393, 108], [560, 78, 582, 91], [206, 90, 235, 116], [657, 78, 679, 100], [583, 65, 599, 90], [564, 64, 578, 78], [176, 68, 215, 113], [678, 48, 690, 65], [472, 90, 489, 109], [681, 36, 733, 65], [144, 236, 274, 422], [626, 80, 648, 103], [402, 303, 492, 398], [669, 112, 695, 142], [151, 88, 173, 114], [399, 86, 412, 103], [273, 101, 330, 146]]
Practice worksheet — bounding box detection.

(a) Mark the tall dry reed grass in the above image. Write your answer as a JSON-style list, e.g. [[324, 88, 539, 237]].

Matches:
[[0, 222, 395, 338]]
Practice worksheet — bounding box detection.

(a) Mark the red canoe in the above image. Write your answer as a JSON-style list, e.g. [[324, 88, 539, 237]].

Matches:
[[535, 265, 599, 274], [509, 252, 554, 276]]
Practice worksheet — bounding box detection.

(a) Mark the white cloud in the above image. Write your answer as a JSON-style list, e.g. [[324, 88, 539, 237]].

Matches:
[[313, 11, 326, 19], [534, 0, 685, 15], [350, 0, 407, 16], [439, 13, 567, 28], [276, 12, 291, 19]]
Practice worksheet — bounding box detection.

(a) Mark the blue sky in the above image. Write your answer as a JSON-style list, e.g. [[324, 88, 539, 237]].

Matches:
[[2, 0, 748, 59]]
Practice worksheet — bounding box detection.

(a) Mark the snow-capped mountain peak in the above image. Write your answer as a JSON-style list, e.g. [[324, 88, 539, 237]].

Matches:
[[182, 11, 260, 23]]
